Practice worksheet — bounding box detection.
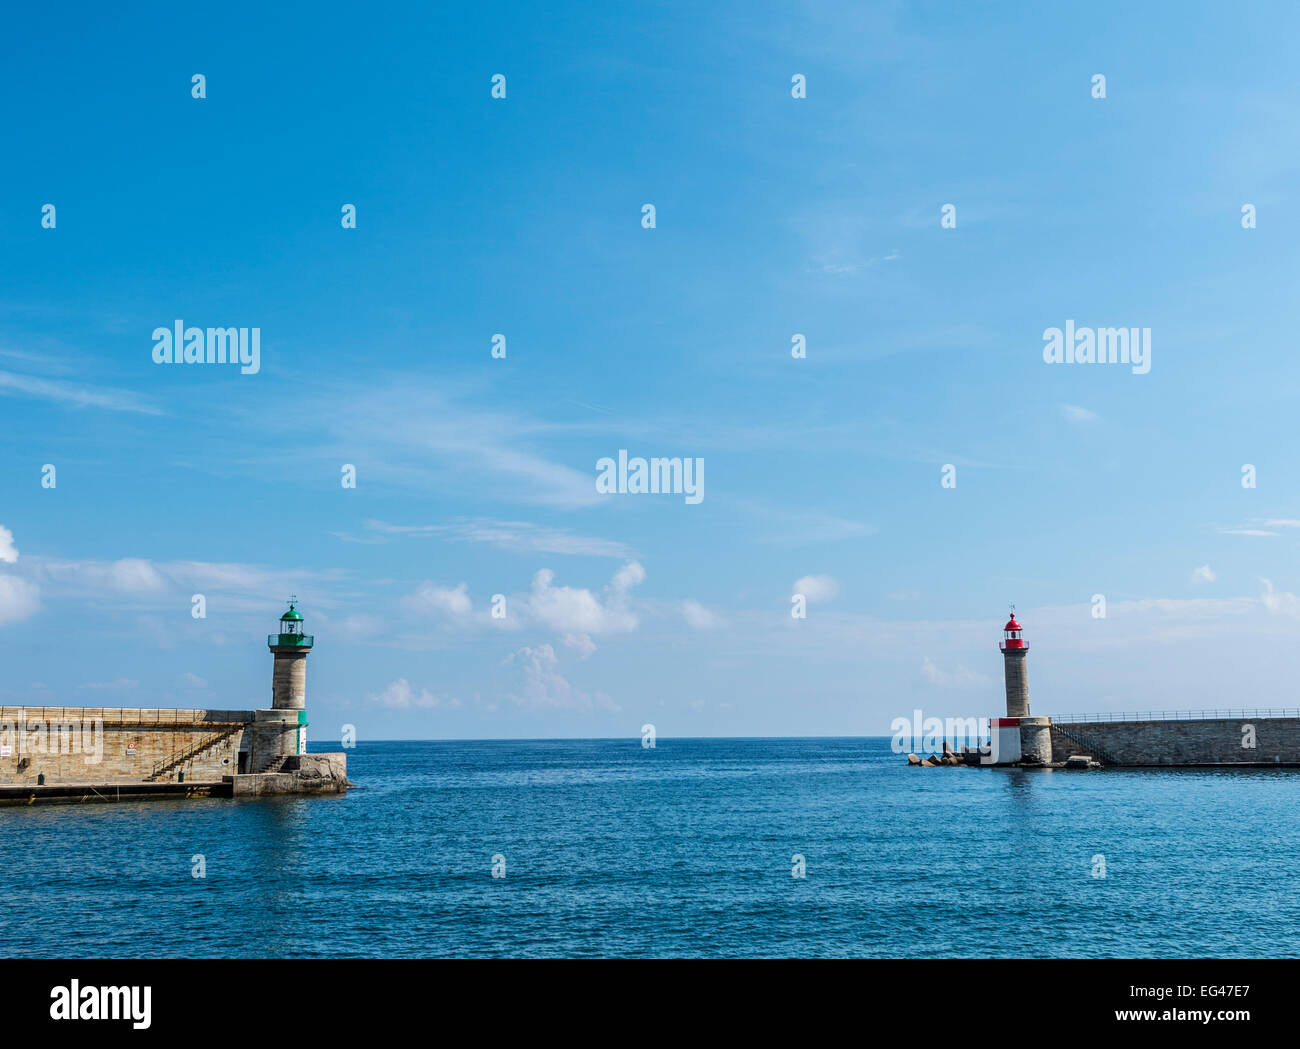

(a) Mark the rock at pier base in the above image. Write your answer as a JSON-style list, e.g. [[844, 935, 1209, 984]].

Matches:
[[229, 752, 349, 795]]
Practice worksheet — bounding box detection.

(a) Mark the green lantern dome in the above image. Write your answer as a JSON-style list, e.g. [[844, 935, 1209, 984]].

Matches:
[[269, 596, 313, 649]]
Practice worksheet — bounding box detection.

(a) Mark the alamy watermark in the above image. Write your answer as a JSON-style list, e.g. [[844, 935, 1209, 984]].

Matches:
[[1042, 320, 1151, 374], [151, 320, 261, 374], [596, 450, 703, 504], [1, 712, 104, 765], [890, 709, 990, 754]]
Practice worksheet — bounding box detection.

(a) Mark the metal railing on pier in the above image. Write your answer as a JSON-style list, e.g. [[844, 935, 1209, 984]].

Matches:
[[0, 706, 250, 725], [1053, 709, 1300, 724]]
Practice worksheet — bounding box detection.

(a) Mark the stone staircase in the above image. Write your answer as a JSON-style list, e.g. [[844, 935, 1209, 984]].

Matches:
[[1050, 723, 1121, 767], [253, 752, 290, 775], [147, 723, 244, 781]]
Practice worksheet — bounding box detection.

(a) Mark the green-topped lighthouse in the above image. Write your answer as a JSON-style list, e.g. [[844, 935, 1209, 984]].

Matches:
[[268, 596, 313, 711]]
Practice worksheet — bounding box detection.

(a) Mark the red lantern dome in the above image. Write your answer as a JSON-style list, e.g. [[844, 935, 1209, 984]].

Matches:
[[1000, 610, 1026, 650]]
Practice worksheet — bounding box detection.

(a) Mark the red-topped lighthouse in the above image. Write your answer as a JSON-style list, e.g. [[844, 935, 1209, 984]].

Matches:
[[999, 609, 1030, 717]]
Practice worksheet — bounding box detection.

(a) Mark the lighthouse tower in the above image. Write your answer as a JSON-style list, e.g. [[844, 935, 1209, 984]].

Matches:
[[999, 610, 1029, 717], [996, 609, 1053, 765], [251, 597, 313, 770], [269, 596, 312, 710]]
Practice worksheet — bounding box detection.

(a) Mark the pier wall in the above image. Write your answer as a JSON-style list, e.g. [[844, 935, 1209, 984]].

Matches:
[[0, 706, 254, 784], [1050, 716, 1300, 766]]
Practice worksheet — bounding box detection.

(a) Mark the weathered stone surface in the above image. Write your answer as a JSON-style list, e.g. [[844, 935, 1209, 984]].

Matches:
[[920, 759, 937, 767], [1019, 717, 1053, 765], [0, 705, 251, 785], [907, 753, 921, 765], [1003, 648, 1030, 717], [1064, 755, 1092, 769], [229, 752, 347, 796], [0, 706, 345, 795], [1050, 717, 1300, 766]]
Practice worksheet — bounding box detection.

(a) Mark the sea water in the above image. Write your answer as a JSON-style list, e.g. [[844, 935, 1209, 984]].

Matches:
[[3, 737, 1298, 958]]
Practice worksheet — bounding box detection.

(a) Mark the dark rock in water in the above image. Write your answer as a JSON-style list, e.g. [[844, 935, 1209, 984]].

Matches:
[[1064, 754, 1093, 770], [920, 759, 937, 767], [907, 753, 921, 766], [942, 741, 955, 755]]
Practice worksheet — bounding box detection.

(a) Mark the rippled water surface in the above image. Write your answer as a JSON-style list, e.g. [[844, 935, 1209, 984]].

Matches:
[[4, 738, 1299, 957]]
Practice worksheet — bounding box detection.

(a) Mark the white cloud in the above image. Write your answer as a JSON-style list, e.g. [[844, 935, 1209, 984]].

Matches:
[[40, 557, 169, 594], [610, 561, 646, 593], [404, 581, 472, 616], [331, 613, 385, 640], [503, 643, 615, 710], [0, 369, 162, 415], [80, 678, 139, 690], [920, 657, 992, 689], [562, 632, 597, 658], [367, 678, 458, 709], [1061, 404, 1098, 423], [793, 574, 840, 603], [1260, 578, 1300, 616], [0, 575, 40, 625], [1217, 518, 1300, 537], [1191, 564, 1216, 584], [178, 672, 208, 688], [286, 385, 604, 508], [682, 599, 723, 629], [363, 518, 635, 559], [526, 562, 643, 635], [0, 525, 18, 564]]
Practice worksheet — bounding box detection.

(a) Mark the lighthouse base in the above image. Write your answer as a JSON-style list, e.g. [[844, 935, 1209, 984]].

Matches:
[[1019, 717, 1053, 765], [981, 716, 1053, 765]]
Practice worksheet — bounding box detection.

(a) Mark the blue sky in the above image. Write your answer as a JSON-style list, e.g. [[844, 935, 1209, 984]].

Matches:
[[4, 1, 1300, 740]]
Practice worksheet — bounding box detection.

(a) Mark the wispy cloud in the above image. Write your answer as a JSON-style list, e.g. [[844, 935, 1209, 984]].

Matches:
[[275, 384, 602, 508], [1260, 578, 1300, 616], [793, 574, 840, 603], [404, 581, 472, 617], [357, 517, 634, 558], [920, 657, 991, 689], [0, 370, 162, 415], [682, 599, 723, 629], [1217, 518, 1300, 537], [503, 643, 616, 711]]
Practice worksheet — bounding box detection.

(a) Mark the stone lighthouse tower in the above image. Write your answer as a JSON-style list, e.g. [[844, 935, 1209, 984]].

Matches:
[[998, 609, 1052, 765], [1000, 609, 1029, 717], [251, 597, 312, 769], [269, 596, 312, 711]]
